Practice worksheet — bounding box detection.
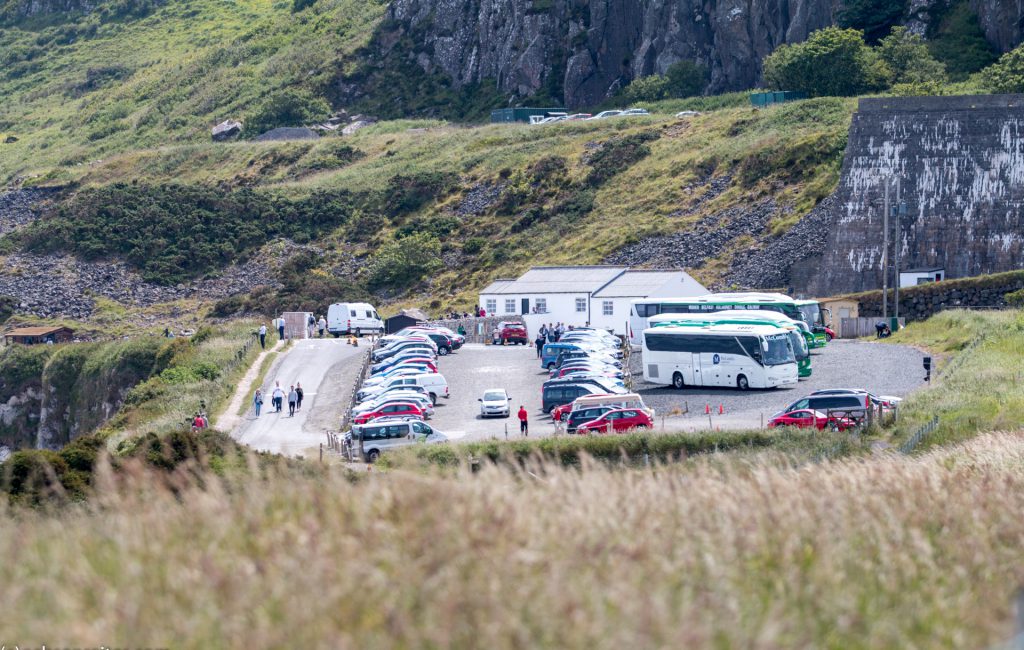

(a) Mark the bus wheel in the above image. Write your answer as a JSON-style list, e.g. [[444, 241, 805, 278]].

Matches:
[[737, 375, 749, 391], [672, 372, 685, 389]]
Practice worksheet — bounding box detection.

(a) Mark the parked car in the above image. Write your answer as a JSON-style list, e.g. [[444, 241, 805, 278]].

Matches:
[[478, 388, 512, 418], [354, 419, 447, 463], [588, 110, 622, 120], [354, 393, 434, 419], [360, 373, 449, 405], [809, 389, 902, 409], [356, 383, 430, 404], [550, 363, 624, 380], [327, 302, 383, 337], [370, 356, 437, 375], [576, 408, 653, 434], [554, 349, 622, 369], [499, 321, 529, 345], [620, 108, 650, 116], [565, 113, 592, 121], [775, 393, 869, 419], [768, 409, 855, 431], [372, 342, 437, 363], [353, 401, 425, 425], [565, 406, 614, 433], [675, 110, 702, 118]]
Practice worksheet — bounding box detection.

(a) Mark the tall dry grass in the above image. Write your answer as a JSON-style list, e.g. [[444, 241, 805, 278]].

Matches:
[[5, 434, 1024, 648]]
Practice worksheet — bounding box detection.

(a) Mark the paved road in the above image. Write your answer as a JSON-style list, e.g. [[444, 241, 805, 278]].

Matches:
[[234, 338, 363, 456]]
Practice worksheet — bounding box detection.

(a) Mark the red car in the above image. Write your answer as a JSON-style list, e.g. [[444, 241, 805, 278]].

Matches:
[[499, 322, 529, 345], [353, 402, 424, 424], [576, 409, 653, 434], [768, 409, 854, 431]]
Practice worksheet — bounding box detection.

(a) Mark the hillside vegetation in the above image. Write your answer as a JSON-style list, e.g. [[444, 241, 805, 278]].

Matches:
[[7, 97, 852, 312]]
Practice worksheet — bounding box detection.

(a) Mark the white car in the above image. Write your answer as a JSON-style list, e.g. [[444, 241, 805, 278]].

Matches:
[[588, 110, 623, 120], [478, 388, 511, 418]]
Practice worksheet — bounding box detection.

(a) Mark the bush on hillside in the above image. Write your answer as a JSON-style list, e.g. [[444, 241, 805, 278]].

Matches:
[[982, 44, 1024, 93], [621, 61, 708, 103], [245, 88, 331, 136], [837, 0, 907, 43], [927, 1, 998, 78], [763, 27, 888, 97], [367, 232, 443, 291], [22, 184, 356, 285], [878, 27, 948, 85], [586, 131, 660, 186]]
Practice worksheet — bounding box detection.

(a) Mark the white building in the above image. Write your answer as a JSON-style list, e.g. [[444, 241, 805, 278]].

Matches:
[[899, 267, 945, 288], [478, 266, 706, 335]]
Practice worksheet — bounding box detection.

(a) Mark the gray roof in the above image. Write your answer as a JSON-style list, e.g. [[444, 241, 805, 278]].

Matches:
[[480, 266, 626, 295], [592, 270, 704, 298]]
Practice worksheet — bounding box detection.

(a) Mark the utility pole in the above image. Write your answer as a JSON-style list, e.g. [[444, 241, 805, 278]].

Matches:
[[883, 181, 889, 319]]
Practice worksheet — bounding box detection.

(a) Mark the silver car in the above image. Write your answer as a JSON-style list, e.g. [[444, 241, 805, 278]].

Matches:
[[354, 419, 448, 463]]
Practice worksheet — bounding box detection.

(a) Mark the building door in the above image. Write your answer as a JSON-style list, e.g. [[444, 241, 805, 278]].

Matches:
[[521, 298, 530, 315]]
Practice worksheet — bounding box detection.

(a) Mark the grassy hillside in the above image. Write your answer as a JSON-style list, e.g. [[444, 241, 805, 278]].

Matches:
[[6, 96, 853, 314], [0, 0, 388, 181]]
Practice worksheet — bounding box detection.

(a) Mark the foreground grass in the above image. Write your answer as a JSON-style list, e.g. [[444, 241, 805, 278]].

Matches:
[[885, 309, 1024, 449], [4, 432, 1024, 647]]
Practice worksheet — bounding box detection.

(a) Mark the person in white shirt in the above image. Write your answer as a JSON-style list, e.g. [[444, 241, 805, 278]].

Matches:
[[272, 382, 285, 413], [317, 316, 326, 338], [258, 324, 267, 349]]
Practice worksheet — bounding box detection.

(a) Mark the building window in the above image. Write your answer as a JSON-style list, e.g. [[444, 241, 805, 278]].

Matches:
[[575, 298, 587, 313], [602, 300, 614, 316], [535, 298, 547, 313], [505, 299, 516, 313], [485, 299, 496, 314]]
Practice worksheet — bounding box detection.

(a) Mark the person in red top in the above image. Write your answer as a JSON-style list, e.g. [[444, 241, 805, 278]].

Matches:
[[517, 405, 528, 437]]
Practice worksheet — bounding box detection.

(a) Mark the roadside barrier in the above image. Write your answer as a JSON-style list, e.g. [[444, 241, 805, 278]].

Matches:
[[339, 348, 372, 431], [899, 416, 940, 455]]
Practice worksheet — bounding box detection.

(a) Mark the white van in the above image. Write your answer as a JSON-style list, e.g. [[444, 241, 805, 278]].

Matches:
[[327, 302, 383, 337]]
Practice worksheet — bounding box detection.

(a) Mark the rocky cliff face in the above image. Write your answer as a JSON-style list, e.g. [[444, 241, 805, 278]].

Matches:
[[788, 94, 1024, 297], [382, 0, 1023, 108], [384, 0, 840, 107]]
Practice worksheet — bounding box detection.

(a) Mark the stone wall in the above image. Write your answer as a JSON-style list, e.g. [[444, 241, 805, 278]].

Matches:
[[840, 270, 1024, 321], [790, 94, 1024, 297]]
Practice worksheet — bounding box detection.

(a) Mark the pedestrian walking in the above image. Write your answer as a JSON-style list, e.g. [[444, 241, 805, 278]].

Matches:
[[272, 382, 285, 413], [277, 317, 285, 341], [535, 333, 545, 358], [307, 314, 316, 338], [258, 323, 267, 349], [288, 385, 298, 417], [318, 315, 326, 338], [296, 382, 304, 410], [518, 405, 529, 437], [492, 326, 501, 346], [457, 323, 466, 336], [253, 389, 264, 417]]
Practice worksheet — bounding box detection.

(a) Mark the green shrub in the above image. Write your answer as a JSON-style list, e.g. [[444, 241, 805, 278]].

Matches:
[[928, 1, 998, 79], [586, 131, 660, 186], [878, 27, 948, 85], [1005, 289, 1024, 307], [245, 88, 331, 137], [623, 74, 671, 103], [982, 43, 1024, 93], [664, 60, 708, 98], [763, 27, 888, 96], [462, 238, 486, 255], [367, 232, 443, 291]]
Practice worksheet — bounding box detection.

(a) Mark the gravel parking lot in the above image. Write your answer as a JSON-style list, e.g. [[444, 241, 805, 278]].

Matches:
[[425, 339, 927, 438], [629, 338, 927, 430]]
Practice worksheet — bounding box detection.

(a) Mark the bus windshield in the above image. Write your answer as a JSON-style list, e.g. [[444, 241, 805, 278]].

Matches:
[[789, 331, 808, 360], [798, 303, 823, 329], [763, 335, 795, 366]]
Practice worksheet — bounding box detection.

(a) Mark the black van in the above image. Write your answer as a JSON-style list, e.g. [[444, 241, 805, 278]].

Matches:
[[542, 383, 606, 414], [778, 393, 867, 418]]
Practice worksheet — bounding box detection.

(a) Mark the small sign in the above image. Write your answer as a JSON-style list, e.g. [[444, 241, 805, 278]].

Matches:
[[712, 354, 721, 365]]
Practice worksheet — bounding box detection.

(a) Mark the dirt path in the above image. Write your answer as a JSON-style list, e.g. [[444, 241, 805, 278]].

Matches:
[[215, 339, 283, 432]]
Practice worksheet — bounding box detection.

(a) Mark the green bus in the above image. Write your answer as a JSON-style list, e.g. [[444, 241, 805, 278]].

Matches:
[[630, 293, 828, 349], [794, 299, 831, 347], [648, 313, 812, 378]]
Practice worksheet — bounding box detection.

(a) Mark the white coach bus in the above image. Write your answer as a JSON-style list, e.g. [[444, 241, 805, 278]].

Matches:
[[641, 323, 798, 390]]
